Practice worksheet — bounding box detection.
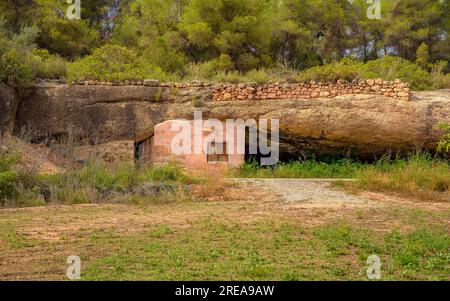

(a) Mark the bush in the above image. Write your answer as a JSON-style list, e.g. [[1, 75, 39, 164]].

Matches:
[[428, 61, 450, 90], [0, 153, 19, 202], [0, 170, 18, 200], [0, 25, 68, 92], [30, 49, 67, 79], [361, 56, 432, 90], [67, 45, 173, 82], [243, 69, 273, 84], [296, 57, 363, 82], [437, 123, 450, 154], [0, 153, 18, 173], [0, 47, 35, 92]]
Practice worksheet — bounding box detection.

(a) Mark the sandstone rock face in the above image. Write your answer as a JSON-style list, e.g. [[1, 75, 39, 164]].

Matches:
[[16, 84, 213, 143], [0, 84, 20, 135], [207, 93, 449, 159], [73, 140, 135, 165], [14, 84, 450, 160]]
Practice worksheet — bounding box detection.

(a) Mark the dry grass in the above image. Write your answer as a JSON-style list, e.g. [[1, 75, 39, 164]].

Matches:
[[354, 155, 449, 202]]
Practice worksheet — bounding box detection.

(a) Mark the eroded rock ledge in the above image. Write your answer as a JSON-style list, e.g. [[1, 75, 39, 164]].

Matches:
[[8, 81, 447, 160]]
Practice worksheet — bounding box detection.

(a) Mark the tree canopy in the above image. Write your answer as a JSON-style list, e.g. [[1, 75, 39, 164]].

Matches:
[[0, 0, 448, 89]]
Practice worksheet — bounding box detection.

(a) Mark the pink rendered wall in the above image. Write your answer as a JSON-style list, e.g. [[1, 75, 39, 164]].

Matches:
[[151, 120, 245, 170]]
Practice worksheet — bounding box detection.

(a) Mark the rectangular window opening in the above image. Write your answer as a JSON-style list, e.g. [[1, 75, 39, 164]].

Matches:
[[207, 141, 229, 163]]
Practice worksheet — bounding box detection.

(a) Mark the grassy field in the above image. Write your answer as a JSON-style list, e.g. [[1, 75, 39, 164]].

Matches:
[[1, 148, 449, 280], [0, 191, 448, 280]]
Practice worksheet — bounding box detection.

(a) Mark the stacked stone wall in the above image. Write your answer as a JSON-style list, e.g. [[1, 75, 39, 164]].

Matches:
[[213, 79, 410, 101], [51, 78, 411, 101]]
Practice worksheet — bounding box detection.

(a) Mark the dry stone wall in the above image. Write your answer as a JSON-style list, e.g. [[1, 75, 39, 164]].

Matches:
[[213, 79, 411, 101], [64, 78, 411, 102]]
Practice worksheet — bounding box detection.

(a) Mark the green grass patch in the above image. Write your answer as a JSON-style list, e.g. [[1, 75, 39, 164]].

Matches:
[[354, 154, 449, 202], [0, 223, 29, 250], [81, 220, 449, 280], [236, 159, 362, 179]]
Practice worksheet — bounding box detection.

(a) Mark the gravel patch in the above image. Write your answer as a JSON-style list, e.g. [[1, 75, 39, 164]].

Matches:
[[232, 178, 382, 208]]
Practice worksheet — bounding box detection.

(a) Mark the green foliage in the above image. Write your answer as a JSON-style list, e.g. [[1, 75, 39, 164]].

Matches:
[[67, 45, 172, 82], [385, 229, 450, 272], [0, 25, 37, 92], [179, 0, 274, 72], [355, 153, 449, 202], [296, 56, 449, 90], [0, 153, 18, 172], [0, 158, 198, 207], [238, 158, 363, 179], [0, 22, 67, 91], [0, 170, 18, 200], [437, 123, 450, 154], [416, 43, 431, 69], [361, 56, 432, 90], [30, 49, 67, 79], [0, 0, 448, 90], [428, 61, 450, 90], [296, 57, 364, 82], [0, 153, 19, 201], [34, 0, 99, 58]]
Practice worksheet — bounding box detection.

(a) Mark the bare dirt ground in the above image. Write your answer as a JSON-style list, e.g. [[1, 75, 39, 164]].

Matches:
[[0, 179, 449, 280]]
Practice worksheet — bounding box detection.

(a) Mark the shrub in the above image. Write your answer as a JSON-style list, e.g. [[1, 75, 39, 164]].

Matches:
[[428, 61, 450, 90], [67, 45, 171, 82], [243, 69, 272, 84], [30, 49, 67, 79], [0, 170, 18, 200], [296, 57, 363, 82], [217, 54, 235, 72], [213, 71, 242, 83], [0, 153, 18, 173], [0, 47, 35, 92], [437, 123, 450, 154], [361, 56, 431, 90], [415, 43, 430, 69]]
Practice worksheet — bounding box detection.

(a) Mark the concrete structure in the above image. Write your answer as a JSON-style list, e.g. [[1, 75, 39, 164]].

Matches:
[[135, 120, 245, 170]]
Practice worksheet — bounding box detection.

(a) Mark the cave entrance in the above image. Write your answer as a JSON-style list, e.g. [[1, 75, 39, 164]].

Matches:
[[243, 125, 290, 166]]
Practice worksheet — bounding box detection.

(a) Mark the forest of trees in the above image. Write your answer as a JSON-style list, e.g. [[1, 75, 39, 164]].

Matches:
[[0, 0, 449, 91]]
